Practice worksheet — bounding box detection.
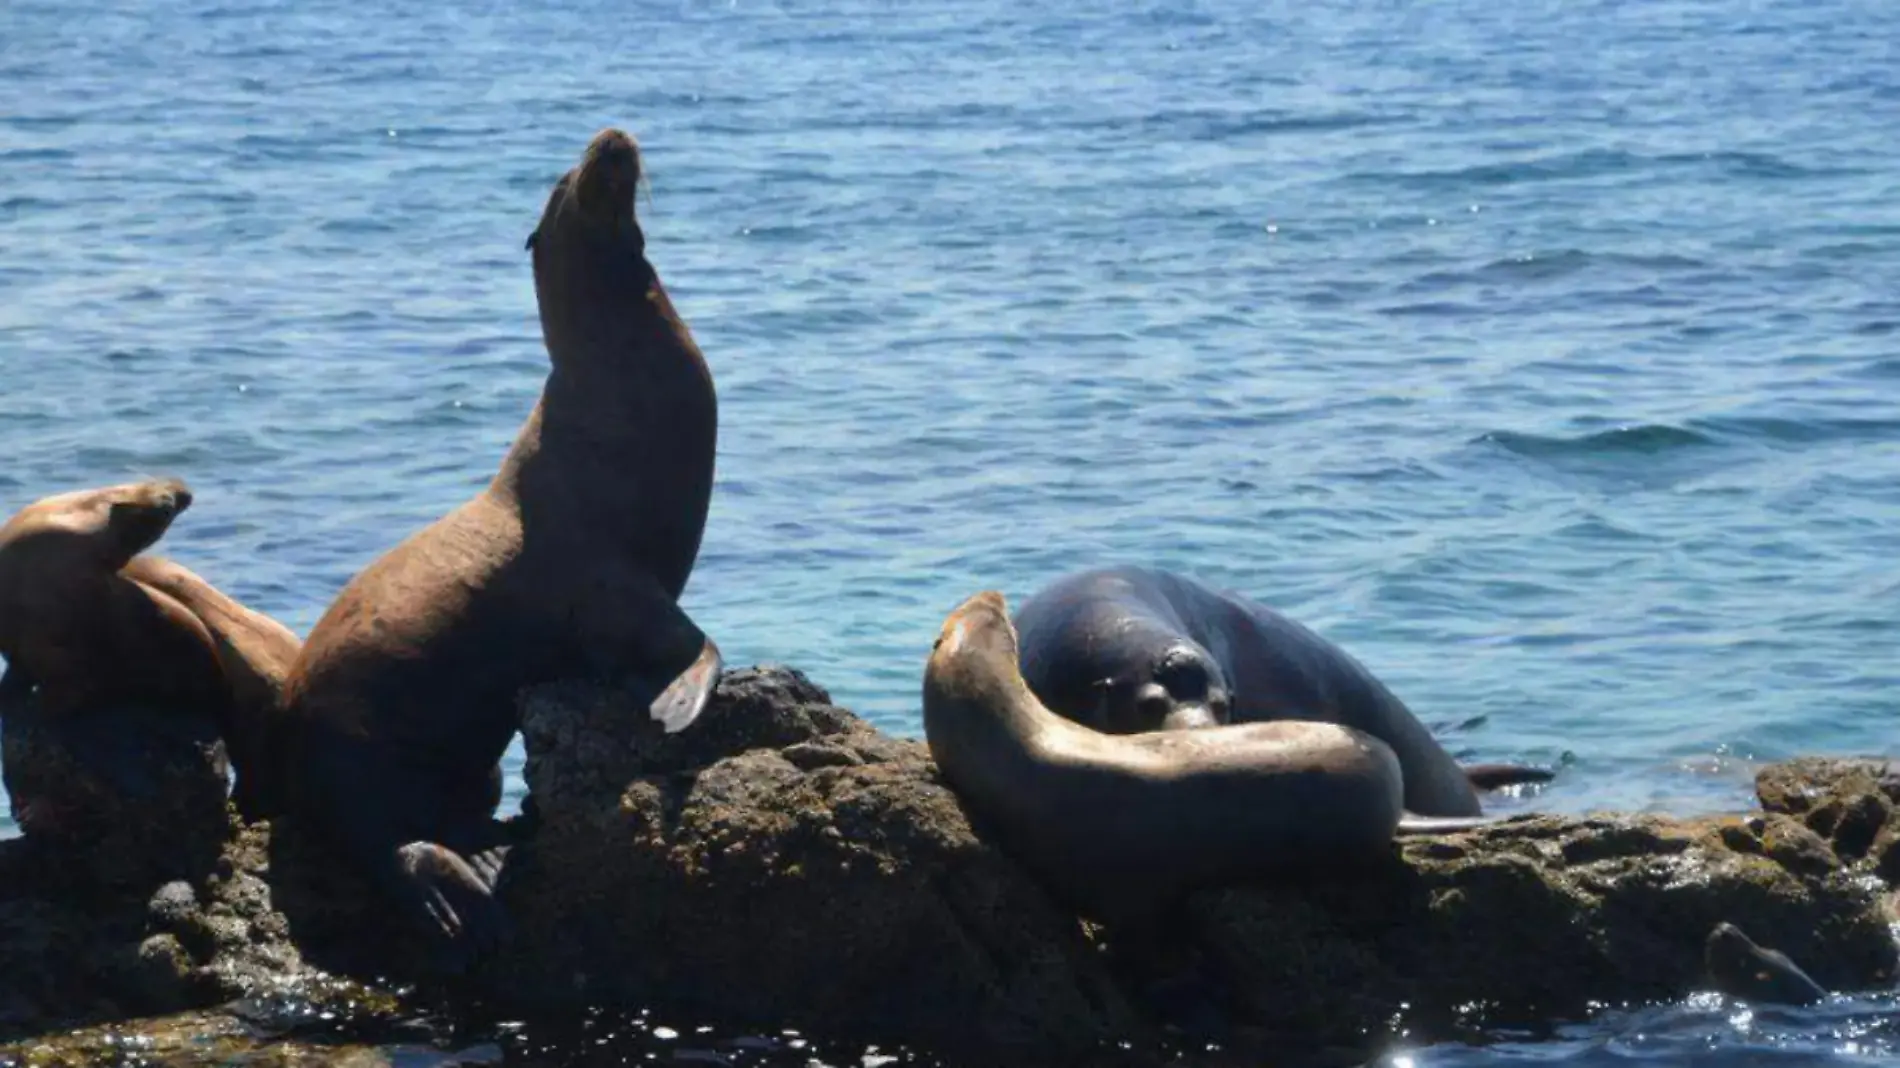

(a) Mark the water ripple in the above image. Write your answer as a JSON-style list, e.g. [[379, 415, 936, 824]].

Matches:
[[5, 1, 1900, 1058]]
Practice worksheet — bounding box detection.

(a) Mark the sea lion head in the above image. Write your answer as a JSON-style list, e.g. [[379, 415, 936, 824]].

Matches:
[[523, 128, 660, 371], [525, 128, 645, 260], [0, 478, 193, 573], [1704, 921, 1829, 1005], [931, 590, 1018, 667], [924, 590, 1040, 740], [1090, 643, 1232, 733]]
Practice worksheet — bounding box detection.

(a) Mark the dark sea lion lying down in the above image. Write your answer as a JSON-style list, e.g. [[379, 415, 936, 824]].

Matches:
[[1013, 566, 1554, 817], [922, 590, 1498, 922]]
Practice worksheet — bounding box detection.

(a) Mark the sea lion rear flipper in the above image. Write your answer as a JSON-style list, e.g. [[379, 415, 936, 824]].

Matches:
[[1463, 762, 1557, 791], [393, 840, 509, 972], [651, 635, 722, 734]]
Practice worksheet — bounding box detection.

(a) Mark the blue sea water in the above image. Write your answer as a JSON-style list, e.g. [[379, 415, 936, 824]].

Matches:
[[4, 0, 1900, 1060]]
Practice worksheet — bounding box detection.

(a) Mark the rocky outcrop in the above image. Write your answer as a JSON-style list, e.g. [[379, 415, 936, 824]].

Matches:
[[0, 697, 229, 892], [484, 667, 1147, 1061], [477, 668, 1900, 1059], [1756, 757, 1900, 886], [2, 666, 1896, 1066], [1183, 811, 1893, 1049], [0, 694, 397, 1045]]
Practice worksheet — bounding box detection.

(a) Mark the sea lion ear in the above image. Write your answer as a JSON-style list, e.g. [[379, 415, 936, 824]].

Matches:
[[524, 230, 539, 251]]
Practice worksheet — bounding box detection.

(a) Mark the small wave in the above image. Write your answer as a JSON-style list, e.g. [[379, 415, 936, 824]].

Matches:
[[1346, 148, 1645, 190], [1656, 149, 1845, 181], [1398, 249, 1709, 295], [1475, 248, 1595, 283], [1690, 414, 1900, 446], [1377, 299, 1482, 318], [1070, 106, 1410, 142], [0, 147, 74, 163], [1476, 425, 1719, 459]]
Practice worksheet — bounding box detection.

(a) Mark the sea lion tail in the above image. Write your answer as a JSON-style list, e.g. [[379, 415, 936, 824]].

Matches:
[[1463, 762, 1557, 791], [1395, 812, 1503, 835]]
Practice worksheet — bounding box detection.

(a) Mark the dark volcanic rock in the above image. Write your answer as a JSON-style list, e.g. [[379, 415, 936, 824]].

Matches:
[[1187, 811, 1894, 1048], [1757, 757, 1900, 886], [0, 817, 395, 1044], [4, 666, 1897, 1065], [489, 666, 1145, 1061], [482, 668, 1900, 1061], [0, 693, 229, 890], [0, 694, 398, 1044]]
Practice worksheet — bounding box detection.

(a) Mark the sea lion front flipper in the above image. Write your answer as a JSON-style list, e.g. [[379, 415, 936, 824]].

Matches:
[[650, 635, 722, 734], [571, 566, 724, 735]]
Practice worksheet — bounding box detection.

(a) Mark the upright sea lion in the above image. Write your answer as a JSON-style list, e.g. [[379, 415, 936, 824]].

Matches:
[[922, 590, 1489, 923], [1012, 566, 1553, 818], [0, 479, 230, 724], [1704, 922, 1828, 1006], [276, 127, 723, 971], [120, 554, 302, 819]]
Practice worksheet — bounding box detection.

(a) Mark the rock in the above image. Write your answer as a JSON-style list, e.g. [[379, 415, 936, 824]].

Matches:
[[1186, 812, 1893, 1046], [488, 666, 1147, 1060], [1757, 757, 1900, 886], [0, 817, 398, 1045], [4, 664, 1897, 1066], [0, 692, 229, 890], [476, 668, 1900, 1062], [1757, 757, 1900, 815]]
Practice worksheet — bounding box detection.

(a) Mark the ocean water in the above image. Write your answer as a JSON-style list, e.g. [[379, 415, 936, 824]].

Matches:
[[4, 0, 1899, 1060]]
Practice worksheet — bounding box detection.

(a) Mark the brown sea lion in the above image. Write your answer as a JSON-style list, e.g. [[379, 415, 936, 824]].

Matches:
[[0, 479, 230, 724], [1704, 922, 1829, 1006], [120, 554, 302, 819], [921, 590, 1493, 923], [1012, 566, 1555, 818], [274, 127, 723, 972]]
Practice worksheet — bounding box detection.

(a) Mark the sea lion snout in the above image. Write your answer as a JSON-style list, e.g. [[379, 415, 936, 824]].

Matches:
[[154, 481, 192, 515], [576, 128, 642, 217], [1157, 699, 1224, 731], [1131, 648, 1232, 730], [101, 479, 193, 560], [114, 478, 192, 519]]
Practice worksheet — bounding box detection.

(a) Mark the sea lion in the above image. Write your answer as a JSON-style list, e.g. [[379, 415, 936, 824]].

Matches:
[[120, 554, 302, 819], [1012, 566, 1554, 818], [275, 127, 723, 971], [0, 479, 308, 823], [0, 479, 230, 724], [921, 590, 1492, 923], [1704, 922, 1828, 1006]]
